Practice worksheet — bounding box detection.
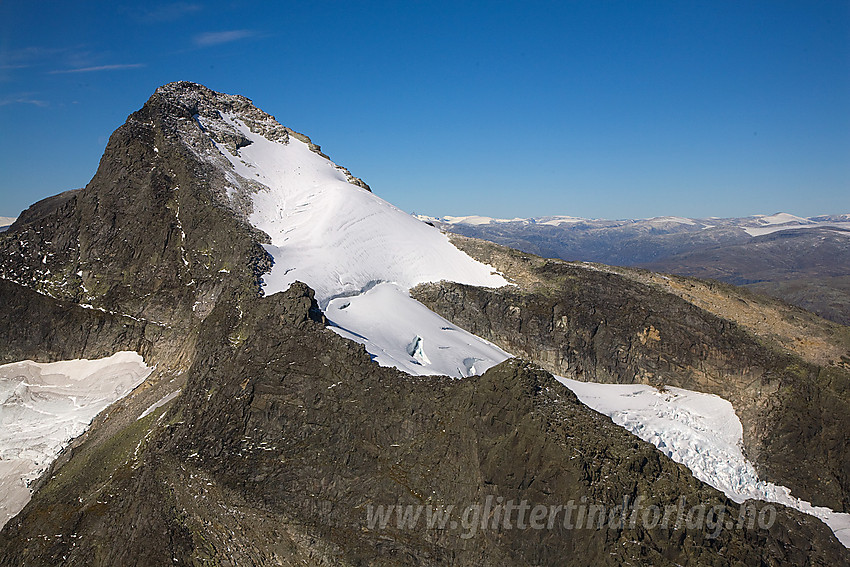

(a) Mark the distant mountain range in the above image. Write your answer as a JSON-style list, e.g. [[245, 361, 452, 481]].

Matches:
[[419, 213, 850, 324], [418, 212, 850, 236]]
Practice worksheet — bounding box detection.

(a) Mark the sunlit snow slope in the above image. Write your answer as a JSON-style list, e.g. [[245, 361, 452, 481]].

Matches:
[[327, 283, 510, 376], [558, 376, 850, 547], [202, 112, 510, 376], [0, 352, 152, 528]]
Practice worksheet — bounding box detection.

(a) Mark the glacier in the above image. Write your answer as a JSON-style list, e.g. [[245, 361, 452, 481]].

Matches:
[[0, 352, 152, 529]]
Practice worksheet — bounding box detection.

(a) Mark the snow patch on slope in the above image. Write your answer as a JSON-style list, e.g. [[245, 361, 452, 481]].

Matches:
[[534, 216, 588, 226], [556, 376, 850, 547], [138, 389, 181, 421], [0, 352, 152, 529], [327, 283, 510, 376], [743, 221, 850, 237], [441, 215, 525, 225], [418, 214, 589, 227], [755, 212, 810, 226], [0, 217, 16, 232], [733, 212, 850, 237], [645, 216, 697, 226], [209, 113, 506, 303], [202, 112, 509, 377]]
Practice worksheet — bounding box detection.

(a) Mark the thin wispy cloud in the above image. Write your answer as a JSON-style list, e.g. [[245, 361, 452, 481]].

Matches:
[[0, 95, 48, 107], [193, 29, 256, 47], [0, 46, 71, 70], [49, 63, 146, 74]]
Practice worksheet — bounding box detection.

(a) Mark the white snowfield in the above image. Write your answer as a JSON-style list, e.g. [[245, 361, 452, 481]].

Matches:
[[644, 216, 697, 226], [557, 377, 850, 547], [0, 352, 152, 529], [755, 212, 809, 225], [441, 215, 526, 225], [534, 216, 589, 226], [416, 214, 590, 226], [204, 112, 510, 377], [742, 217, 850, 236]]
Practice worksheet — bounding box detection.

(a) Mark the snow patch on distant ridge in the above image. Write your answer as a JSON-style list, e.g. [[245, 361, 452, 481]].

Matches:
[[0, 217, 16, 232], [644, 216, 697, 226], [743, 217, 850, 236], [420, 211, 850, 237], [442, 215, 525, 225], [754, 212, 810, 226]]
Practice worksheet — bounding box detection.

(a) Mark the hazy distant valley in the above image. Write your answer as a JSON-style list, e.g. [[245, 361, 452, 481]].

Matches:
[[422, 213, 850, 325]]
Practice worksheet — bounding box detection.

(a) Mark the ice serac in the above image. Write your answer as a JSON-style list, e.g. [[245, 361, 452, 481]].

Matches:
[[327, 283, 510, 376], [186, 89, 510, 376]]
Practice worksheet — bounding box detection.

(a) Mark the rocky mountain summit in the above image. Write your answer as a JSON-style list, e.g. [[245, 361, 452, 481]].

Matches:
[[0, 82, 848, 565]]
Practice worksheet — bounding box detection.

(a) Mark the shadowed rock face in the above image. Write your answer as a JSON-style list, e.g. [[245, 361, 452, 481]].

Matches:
[[0, 83, 848, 563], [0, 82, 279, 373], [411, 239, 850, 515], [0, 279, 148, 365], [2, 284, 847, 566]]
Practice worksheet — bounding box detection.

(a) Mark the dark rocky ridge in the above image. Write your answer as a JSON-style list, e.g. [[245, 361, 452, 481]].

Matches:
[[2, 283, 847, 566], [0, 82, 848, 562], [412, 237, 850, 514]]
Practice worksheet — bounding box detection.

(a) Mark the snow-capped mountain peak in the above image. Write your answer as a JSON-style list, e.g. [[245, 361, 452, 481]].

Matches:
[[156, 83, 511, 377]]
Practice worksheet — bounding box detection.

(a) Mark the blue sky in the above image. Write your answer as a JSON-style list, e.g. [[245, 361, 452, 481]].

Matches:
[[1, 1, 848, 220]]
